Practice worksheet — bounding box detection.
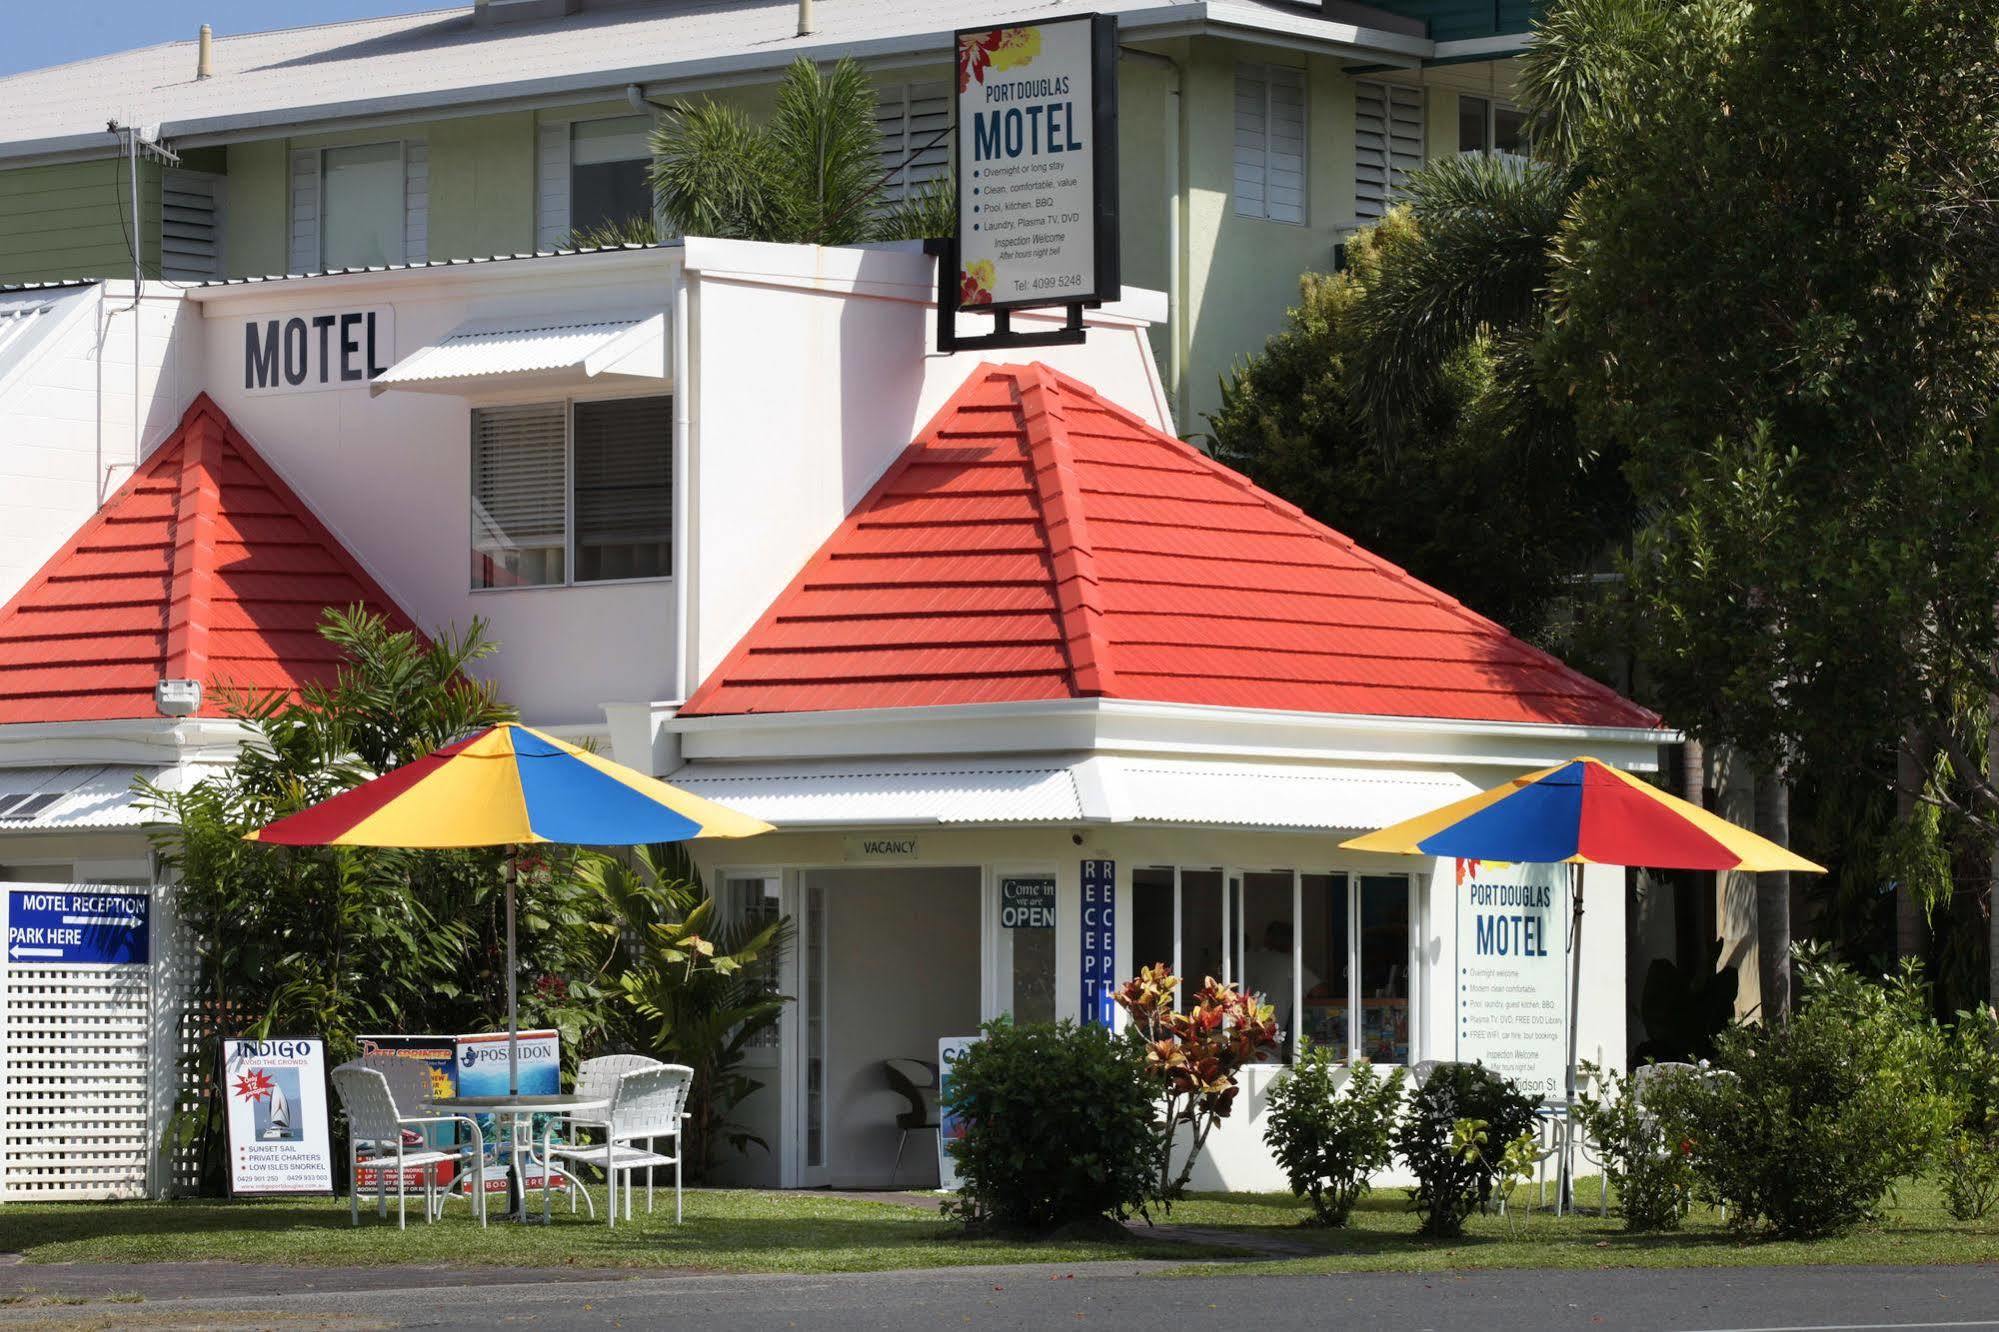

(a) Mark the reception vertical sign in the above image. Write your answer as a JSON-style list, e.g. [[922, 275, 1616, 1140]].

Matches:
[[1453, 861, 1568, 1100], [1080, 859, 1115, 1027]]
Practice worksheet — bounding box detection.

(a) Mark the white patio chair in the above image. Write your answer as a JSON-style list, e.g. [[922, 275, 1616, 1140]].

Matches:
[[573, 1053, 664, 1105], [542, 1063, 692, 1227], [357, 1054, 466, 1221], [330, 1062, 486, 1230]]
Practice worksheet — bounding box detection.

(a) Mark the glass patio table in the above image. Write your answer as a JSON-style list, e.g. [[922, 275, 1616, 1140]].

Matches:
[[427, 1093, 609, 1223]]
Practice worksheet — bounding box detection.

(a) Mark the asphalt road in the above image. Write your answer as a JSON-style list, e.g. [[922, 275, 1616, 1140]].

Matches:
[[3, 1261, 1996, 1331]]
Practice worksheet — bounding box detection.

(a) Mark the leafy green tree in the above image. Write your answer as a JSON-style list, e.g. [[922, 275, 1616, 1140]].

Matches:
[[1547, 0, 1999, 982]]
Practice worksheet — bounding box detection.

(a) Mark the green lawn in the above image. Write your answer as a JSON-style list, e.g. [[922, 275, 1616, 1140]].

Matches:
[[1158, 1177, 1999, 1274], [0, 1187, 1194, 1275]]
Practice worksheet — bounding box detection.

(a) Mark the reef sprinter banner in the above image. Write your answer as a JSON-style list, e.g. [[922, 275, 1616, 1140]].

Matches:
[[1452, 861, 1570, 1100], [222, 1037, 334, 1197], [953, 14, 1119, 311]]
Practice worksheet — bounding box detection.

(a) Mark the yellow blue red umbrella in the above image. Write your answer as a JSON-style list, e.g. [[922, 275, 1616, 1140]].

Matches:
[[248, 722, 771, 1092], [1342, 756, 1821, 1208]]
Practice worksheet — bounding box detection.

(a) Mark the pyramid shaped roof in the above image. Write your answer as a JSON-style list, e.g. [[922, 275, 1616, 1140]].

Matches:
[[682, 363, 1661, 731], [0, 394, 421, 725]]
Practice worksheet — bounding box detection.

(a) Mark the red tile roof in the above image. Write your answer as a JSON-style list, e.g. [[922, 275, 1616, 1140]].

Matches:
[[0, 394, 422, 725], [681, 363, 1662, 730]]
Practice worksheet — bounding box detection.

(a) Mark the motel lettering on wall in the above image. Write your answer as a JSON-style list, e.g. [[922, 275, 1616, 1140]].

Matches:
[[242, 306, 395, 394]]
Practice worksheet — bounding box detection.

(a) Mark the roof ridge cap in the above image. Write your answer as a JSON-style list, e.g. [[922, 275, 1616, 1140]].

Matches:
[[161, 411, 224, 684], [1013, 365, 1118, 699]]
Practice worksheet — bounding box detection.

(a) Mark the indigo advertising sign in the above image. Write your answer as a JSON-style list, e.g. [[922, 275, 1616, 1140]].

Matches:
[[6, 887, 148, 965], [223, 1037, 333, 1196], [953, 14, 1119, 311], [1080, 859, 1115, 1027]]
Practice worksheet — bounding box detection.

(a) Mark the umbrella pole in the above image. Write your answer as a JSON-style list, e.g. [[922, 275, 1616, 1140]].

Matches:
[[506, 853, 519, 1098], [1561, 860, 1585, 1212]]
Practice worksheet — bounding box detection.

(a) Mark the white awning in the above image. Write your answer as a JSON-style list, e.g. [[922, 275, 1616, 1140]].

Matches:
[[371, 312, 667, 396], [0, 765, 166, 832], [664, 755, 1476, 832]]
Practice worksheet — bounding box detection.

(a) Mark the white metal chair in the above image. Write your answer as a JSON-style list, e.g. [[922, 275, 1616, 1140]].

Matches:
[[330, 1062, 486, 1229], [572, 1053, 663, 1110], [542, 1063, 691, 1226], [356, 1054, 465, 1221]]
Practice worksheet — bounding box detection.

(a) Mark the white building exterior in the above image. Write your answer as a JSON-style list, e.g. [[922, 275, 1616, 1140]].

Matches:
[[0, 239, 1667, 1196]]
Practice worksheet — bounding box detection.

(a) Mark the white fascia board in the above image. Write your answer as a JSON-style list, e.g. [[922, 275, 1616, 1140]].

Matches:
[[1430, 34, 1532, 61], [666, 696, 1675, 771], [0, 718, 254, 768]]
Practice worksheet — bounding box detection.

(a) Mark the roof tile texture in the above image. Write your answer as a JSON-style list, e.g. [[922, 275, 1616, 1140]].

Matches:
[[0, 394, 421, 724], [681, 363, 1661, 730]]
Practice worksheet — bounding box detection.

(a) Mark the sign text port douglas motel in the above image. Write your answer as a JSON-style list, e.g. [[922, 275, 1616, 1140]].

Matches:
[[937, 13, 1119, 353]]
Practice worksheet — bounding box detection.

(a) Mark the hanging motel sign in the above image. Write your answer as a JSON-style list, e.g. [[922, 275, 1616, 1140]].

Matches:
[[934, 14, 1120, 353]]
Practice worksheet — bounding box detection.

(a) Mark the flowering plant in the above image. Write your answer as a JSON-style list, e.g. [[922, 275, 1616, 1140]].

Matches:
[[1114, 964, 1278, 1198]]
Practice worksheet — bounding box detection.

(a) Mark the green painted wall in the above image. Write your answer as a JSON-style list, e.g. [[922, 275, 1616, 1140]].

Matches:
[[1373, 0, 1538, 41], [224, 139, 289, 277], [0, 158, 157, 285], [428, 112, 537, 258]]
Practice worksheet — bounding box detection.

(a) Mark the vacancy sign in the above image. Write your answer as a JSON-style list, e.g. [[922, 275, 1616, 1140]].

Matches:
[[954, 14, 1118, 310], [7, 887, 149, 965], [1453, 861, 1568, 1100]]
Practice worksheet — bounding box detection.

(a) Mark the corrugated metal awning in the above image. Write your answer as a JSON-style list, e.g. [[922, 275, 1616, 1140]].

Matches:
[[664, 755, 1476, 832], [0, 765, 165, 832], [371, 312, 666, 396]]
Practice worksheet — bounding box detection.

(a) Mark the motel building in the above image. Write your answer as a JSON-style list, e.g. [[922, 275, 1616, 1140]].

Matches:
[[0, 239, 1669, 1198]]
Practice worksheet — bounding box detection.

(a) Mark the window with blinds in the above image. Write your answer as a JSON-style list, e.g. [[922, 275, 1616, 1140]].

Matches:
[[1354, 81, 1425, 221], [573, 397, 672, 582], [472, 403, 568, 589], [1234, 62, 1307, 224], [875, 81, 952, 204], [470, 397, 672, 590]]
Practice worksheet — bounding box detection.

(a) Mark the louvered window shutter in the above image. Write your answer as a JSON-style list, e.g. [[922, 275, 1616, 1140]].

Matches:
[[288, 148, 319, 273], [537, 120, 571, 249], [1354, 81, 1424, 221], [160, 170, 223, 281], [1234, 63, 1307, 224], [471, 403, 568, 588], [573, 397, 672, 582], [875, 81, 952, 204], [403, 138, 428, 263]]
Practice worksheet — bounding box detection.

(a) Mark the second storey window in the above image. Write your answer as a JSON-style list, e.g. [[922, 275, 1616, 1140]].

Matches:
[[875, 81, 952, 204], [539, 115, 654, 247], [291, 140, 427, 272], [1233, 62, 1307, 224], [470, 396, 672, 590], [1458, 96, 1527, 156]]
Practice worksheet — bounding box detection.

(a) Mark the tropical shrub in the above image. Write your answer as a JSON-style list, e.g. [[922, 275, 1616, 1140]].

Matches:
[[1573, 1062, 1694, 1231], [1646, 951, 1949, 1237], [1263, 1047, 1404, 1226], [1933, 1005, 1999, 1220], [1393, 1062, 1538, 1238], [583, 846, 791, 1178], [1450, 1118, 1542, 1234], [943, 1018, 1157, 1232], [1114, 965, 1279, 1198]]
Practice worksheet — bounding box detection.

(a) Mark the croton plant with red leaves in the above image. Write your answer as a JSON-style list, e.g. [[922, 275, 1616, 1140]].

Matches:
[[1115, 963, 1279, 1199]]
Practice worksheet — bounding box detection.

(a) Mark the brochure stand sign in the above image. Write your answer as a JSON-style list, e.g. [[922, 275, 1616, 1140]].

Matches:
[[222, 1037, 334, 1196]]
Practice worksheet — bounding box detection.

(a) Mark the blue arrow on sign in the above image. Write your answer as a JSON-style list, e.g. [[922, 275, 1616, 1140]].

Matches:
[[7, 888, 149, 965]]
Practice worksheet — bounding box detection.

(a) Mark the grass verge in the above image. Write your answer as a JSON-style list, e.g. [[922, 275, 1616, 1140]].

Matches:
[[1157, 1177, 1999, 1274], [0, 1187, 1206, 1275]]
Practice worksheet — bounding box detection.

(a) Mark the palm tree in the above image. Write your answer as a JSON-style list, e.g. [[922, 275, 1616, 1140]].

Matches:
[[566, 57, 955, 250]]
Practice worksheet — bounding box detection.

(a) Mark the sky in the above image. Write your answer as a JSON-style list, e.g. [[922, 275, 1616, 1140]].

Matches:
[[2, 1, 455, 78]]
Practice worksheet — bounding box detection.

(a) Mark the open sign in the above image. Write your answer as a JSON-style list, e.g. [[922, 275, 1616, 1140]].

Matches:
[[999, 876, 1055, 929]]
